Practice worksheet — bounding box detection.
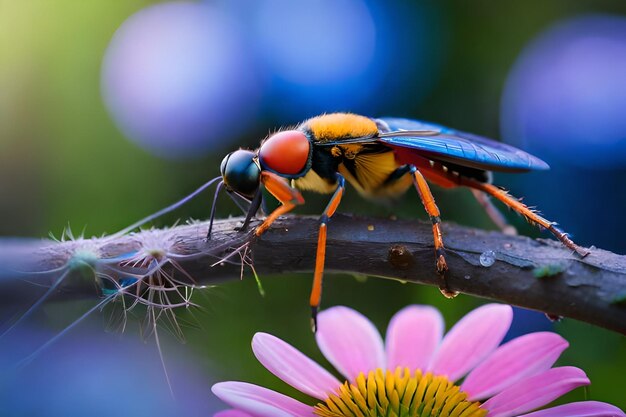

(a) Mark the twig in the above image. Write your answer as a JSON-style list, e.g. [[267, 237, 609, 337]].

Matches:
[[1, 214, 625, 334]]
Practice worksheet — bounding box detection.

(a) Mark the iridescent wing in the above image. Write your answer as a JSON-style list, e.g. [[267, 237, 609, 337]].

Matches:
[[377, 117, 549, 172], [317, 117, 549, 173]]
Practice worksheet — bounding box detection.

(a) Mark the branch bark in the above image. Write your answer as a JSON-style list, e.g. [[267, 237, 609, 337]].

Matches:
[[2, 214, 625, 334]]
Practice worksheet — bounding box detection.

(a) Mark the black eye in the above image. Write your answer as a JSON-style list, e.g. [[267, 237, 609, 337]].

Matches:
[[220, 150, 261, 199]]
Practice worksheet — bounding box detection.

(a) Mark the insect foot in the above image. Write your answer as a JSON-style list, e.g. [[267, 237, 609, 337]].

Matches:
[[435, 249, 448, 275]]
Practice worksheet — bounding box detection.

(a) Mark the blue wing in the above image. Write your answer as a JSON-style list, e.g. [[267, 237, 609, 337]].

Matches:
[[376, 117, 549, 172]]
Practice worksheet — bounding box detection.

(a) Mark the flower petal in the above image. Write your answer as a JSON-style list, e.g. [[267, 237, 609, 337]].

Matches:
[[252, 332, 341, 400], [462, 331, 568, 400], [428, 304, 512, 381], [385, 305, 443, 371], [315, 306, 385, 381], [517, 401, 625, 417], [211, 382, 314, 417], [214, 410, 255, 417], [482, 366, 590, 417]]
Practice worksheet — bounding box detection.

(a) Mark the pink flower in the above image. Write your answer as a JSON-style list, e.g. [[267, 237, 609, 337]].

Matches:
[[212, 304, 624, 417]]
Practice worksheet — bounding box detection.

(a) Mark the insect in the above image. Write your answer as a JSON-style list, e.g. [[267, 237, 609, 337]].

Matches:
[[213, 113, 589, 329]]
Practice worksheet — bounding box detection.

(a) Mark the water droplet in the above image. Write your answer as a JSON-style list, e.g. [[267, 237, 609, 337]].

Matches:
[[480, 250, 496, 267]]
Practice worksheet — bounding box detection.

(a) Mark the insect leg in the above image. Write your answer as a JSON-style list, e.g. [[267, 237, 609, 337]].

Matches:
[[409, 166, 447, 271], [208, 182, 262, 239], [238, 187, 264, 232], [310, 174, 345, 332], [256, 171, 305, 236], [206, 181, 224, 239], [462, 179, 589, 257], [407, 165, 459, 298], [470, 189, 518, 236]]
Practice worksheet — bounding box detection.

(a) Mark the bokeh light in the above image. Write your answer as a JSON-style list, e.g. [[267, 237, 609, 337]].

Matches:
[[102, 2, 261, 158], [237, 0, 444, 118], [0, 326, 220, 416], [256, 0, 376, 86], [502, 15, 626, 170], [251, 0, 378, 117]]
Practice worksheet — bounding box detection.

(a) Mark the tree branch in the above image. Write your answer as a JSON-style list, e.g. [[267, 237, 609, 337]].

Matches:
[[1, 214, 625, 334]]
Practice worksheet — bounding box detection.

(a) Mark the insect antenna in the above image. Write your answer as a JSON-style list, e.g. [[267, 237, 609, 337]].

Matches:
[[112, 176, 222, 238]]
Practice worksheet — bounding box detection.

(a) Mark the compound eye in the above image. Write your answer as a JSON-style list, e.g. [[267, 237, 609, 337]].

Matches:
[[221, 150, 260, 199], [258, 130, 310, 176]]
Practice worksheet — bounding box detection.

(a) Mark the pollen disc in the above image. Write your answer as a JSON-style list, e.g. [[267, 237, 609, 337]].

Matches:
[[314, 367, 486, 417], [259, 130, 310, 176]]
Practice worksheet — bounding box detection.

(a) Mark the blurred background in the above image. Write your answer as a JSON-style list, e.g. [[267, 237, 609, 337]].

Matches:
[[1, 0, 625, 415]]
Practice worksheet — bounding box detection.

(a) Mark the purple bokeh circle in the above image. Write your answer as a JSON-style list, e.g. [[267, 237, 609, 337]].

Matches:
[[102, 2, 261, 158], [502, 15, 626, 169]]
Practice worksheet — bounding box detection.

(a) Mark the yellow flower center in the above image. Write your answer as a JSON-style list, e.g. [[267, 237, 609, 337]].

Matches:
[[314, 367, 487, 417]]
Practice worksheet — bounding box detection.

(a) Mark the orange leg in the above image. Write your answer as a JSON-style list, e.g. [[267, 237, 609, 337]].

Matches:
[[310, 175, 345, 332], [409, 166, 458, 298], [410, 166, 447, 272], [462, 178, 589, 257], [471, 189, 518, 236], [255, 171, 304, 236]]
